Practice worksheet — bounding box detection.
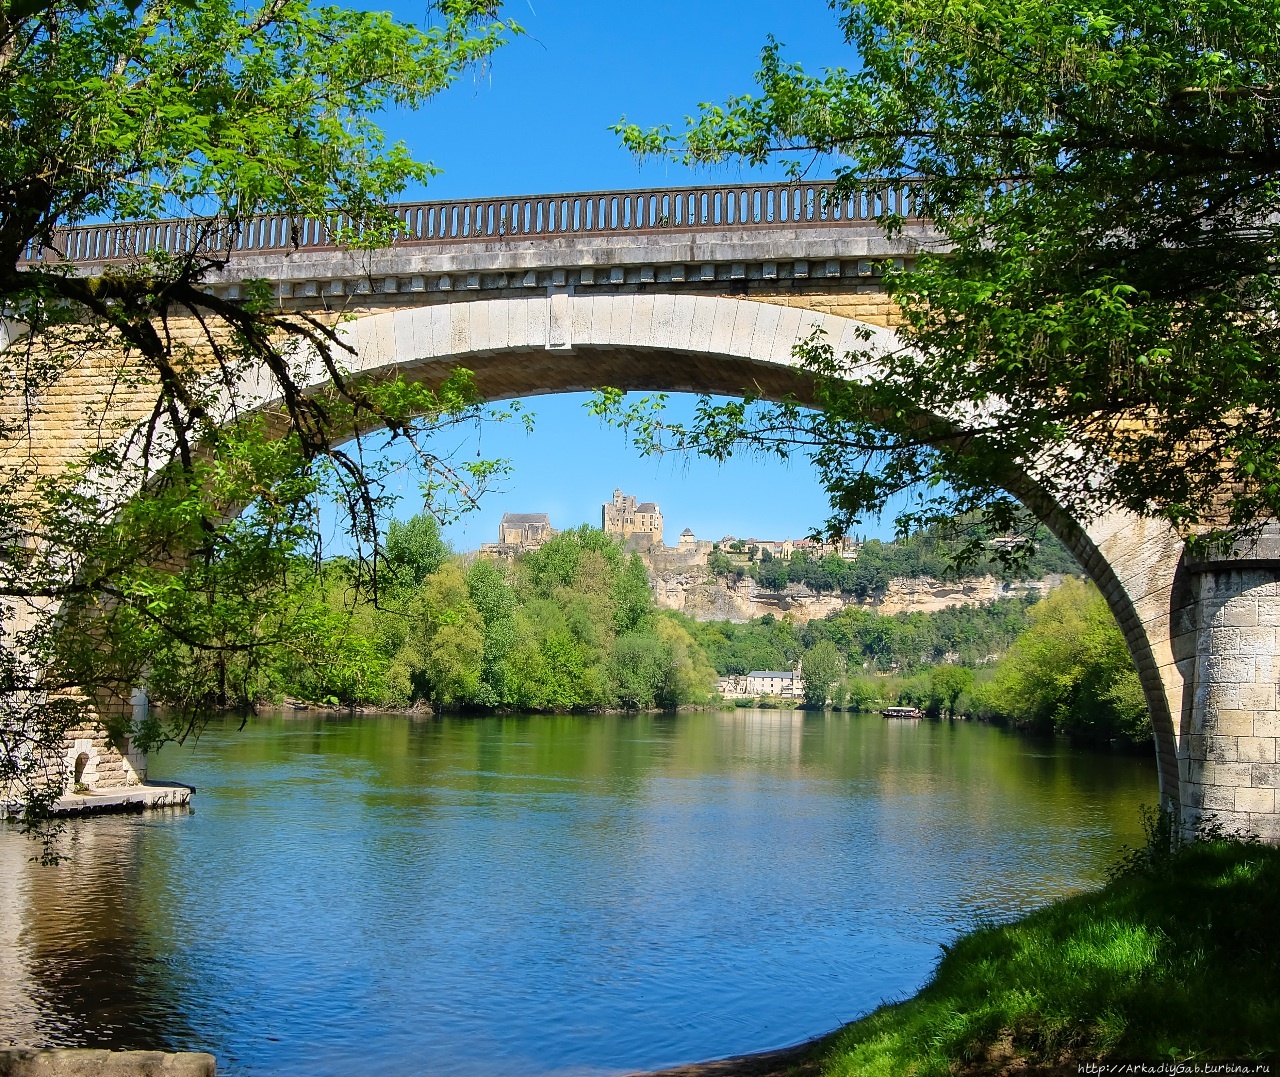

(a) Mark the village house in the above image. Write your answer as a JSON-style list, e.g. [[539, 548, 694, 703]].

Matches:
[[716, 669, 804, 700], [794, 536, 863, 559], [747, 670, 803, 698], [718, 534, 861, 561]]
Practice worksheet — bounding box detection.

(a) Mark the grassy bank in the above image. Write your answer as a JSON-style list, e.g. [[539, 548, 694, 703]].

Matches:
[[795, 834, 1280, 1075]]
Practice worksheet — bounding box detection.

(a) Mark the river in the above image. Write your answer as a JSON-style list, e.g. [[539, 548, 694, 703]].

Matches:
[[0, 710, 1156, 1076]]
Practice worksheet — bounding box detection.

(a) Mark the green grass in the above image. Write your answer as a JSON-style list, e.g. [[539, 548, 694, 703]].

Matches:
[[811, 838, 1280, 1075]]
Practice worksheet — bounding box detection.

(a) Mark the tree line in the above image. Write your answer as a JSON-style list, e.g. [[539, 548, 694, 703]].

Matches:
[[267, 520, 716, 712], [676, 576, 1149, 745], [819, 581, 1149, 746], [675, 594, 1040, 678], [260, 516, 1147, 746]]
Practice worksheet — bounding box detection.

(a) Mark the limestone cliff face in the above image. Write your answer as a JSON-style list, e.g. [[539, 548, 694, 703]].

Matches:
[[649, 569, 1065, 623]]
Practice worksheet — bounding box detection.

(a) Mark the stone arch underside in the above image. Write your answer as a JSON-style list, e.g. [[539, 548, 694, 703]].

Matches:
[[282, 292, 1189, 812]]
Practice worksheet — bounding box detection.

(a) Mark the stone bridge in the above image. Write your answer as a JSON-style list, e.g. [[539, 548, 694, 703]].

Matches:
[[7, 180, 1280, 842]]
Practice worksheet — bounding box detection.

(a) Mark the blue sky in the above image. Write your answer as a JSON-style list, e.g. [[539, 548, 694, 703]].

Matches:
[[346, 1, 898, 551]]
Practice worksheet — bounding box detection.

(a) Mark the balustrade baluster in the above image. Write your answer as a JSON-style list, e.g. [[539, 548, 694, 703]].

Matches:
[[22, 180, 929, 266]]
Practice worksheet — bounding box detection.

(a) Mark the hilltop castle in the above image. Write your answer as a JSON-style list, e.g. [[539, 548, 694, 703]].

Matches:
[[602, 488, 663, 547]]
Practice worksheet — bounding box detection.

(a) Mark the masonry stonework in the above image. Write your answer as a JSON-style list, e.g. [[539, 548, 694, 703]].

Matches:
[[62, 720, 147, 791], [1184, 566, 1280, 842]]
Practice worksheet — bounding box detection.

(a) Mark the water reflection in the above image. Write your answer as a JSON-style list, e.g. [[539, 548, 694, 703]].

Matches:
[[1, 711, 1156, 1076], [0, 807, 201, 1051]]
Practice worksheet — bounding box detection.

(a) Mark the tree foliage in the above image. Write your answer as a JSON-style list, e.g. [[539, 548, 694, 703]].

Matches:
[[973, 578, 1150, 742], [263, 520, 1144, 741], [385, 514, 451, 591], [284, 521, 716, 713], [678, 593, 1039, 678], [0, 0, 519, 818], [709, 522, 1077, 598], [613, 0, 1280, 551], [928, 664, 973, 719], [800, 638, 842, 706]]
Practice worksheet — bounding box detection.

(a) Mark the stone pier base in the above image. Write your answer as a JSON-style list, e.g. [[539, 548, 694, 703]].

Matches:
[[0, 1049, 215, 1077], [1183, 562, 1280, 843]]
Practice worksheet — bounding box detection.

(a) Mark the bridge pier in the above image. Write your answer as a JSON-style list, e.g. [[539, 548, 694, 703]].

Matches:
[[1183, 554, 1280, 843]]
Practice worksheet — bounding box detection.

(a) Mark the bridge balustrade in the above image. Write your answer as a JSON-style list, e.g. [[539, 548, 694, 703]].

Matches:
[[19, 180, 923, 267]]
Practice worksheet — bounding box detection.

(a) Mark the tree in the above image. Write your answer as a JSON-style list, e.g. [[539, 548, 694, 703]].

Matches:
[[654, 616, 716, 708], [842, 676, 877, 712], [974, 578, 1150, 741], [928, 665, 972, 719], [609, 632, 670, 710], [389, 562, 484, 708], [466, 558, 519, 707], [755, 557, 790, 592], [800, 639, 842, 708], [612, 553, 654, 634], [613, 0, 1280, 554], [0, 0, 519, 820], [707, 548, 741, 580], [386, 514, 452, 591]]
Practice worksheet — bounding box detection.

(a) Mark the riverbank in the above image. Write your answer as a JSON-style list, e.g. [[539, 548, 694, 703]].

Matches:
[[640, 835, 1280, 1076]]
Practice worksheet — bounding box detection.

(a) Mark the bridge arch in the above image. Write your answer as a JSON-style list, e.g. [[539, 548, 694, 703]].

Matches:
[[278, 292, 1194, 823], [328, 291, 895, 404], [9, 170, 1276, 839]]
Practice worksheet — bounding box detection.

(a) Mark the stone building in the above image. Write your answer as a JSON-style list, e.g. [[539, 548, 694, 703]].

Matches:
[[498, 512, 555, 547], [746, 670, 803, 698], [478, 512, 557, 560], [602, 489, 663, 547], [791, 536, 861, 559], [715, 670, 804, 700], [720, 535, 860, 560]]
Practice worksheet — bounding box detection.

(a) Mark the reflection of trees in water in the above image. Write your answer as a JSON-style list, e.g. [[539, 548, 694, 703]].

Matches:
[[0, 812, 201, 1050], [0, 834, 43, 1046]]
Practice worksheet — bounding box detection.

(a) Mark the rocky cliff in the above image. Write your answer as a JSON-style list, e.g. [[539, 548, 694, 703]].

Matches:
[[649, 568, 1065, 623]]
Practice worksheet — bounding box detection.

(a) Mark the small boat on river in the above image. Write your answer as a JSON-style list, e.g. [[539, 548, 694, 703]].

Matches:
[[881, 706, 924, 719]]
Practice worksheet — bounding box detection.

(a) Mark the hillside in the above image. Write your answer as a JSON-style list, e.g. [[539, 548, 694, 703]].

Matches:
[[640, 525, 1079, 624], [648, 568, 1065, 623]]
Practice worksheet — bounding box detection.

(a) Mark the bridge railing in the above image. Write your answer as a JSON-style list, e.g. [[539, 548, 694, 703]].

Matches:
[[19, 180, 923, 266]]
